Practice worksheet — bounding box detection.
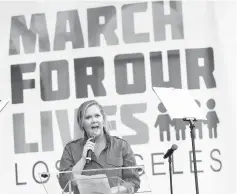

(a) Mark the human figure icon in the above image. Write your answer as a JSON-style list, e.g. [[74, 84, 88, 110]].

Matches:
[[203, 99, 219, 138], [193, 100, 203, 139], [154, 103, 172, 142], [171, 118, 189, 140]]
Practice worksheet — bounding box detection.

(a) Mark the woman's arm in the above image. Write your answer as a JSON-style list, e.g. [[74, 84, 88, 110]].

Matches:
[[58, 145, 75, 190], [72, 157, 86, 175]]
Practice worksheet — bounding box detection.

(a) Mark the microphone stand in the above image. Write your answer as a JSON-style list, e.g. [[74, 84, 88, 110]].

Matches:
[[183, 118, 200, 194], [168, 155, 173, 194]]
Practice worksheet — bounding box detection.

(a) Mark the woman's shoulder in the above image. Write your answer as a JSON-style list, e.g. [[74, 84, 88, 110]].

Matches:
[[110, 135, 123, 141], [110, 135, 130, 146], [65, 138, 84, 148]]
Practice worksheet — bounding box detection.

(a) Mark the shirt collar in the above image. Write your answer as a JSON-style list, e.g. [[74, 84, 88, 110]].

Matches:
[[83, 129, 111, 148]]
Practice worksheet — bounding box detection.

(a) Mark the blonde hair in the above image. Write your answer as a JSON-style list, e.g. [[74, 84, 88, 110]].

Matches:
[[77, 100, 110, 135]]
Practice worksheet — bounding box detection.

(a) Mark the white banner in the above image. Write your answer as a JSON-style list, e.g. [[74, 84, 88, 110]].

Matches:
[[0, 1, 236, 194]]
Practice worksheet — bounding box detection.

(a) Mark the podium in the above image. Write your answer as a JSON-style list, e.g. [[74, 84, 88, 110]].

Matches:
[[38, 166, 152, 194]]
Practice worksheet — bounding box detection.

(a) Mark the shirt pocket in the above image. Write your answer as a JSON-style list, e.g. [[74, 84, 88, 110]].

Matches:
[[105, 156, 123, 167]]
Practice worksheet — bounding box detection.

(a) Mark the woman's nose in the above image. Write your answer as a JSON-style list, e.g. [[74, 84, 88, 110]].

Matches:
[[91, 116, 97, 123]]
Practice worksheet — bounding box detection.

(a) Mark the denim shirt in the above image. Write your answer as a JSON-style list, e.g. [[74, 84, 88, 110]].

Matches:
[[58, 134, 140, 193]]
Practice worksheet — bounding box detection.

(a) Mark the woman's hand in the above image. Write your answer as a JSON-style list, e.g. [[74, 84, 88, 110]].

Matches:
[[72, 138, 95, 176], [82, 138, 95, 159]]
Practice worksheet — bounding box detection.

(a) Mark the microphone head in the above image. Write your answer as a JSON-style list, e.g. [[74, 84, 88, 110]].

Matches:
[[89, 132, 96, 143], [89, 131, 96, 138], [171, 144, 178, 150]]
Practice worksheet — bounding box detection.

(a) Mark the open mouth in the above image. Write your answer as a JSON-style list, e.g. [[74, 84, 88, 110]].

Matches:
[[91, 126, 99, 130]]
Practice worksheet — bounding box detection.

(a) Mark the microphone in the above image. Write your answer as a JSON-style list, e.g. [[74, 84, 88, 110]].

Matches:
[[86, 136, 95, 163], [41, 173, 49, 178], [163, 144, 178, 159]]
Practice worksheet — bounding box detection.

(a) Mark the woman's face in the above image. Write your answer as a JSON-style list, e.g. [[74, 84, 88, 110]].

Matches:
[[83, 104, 104, 138]]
